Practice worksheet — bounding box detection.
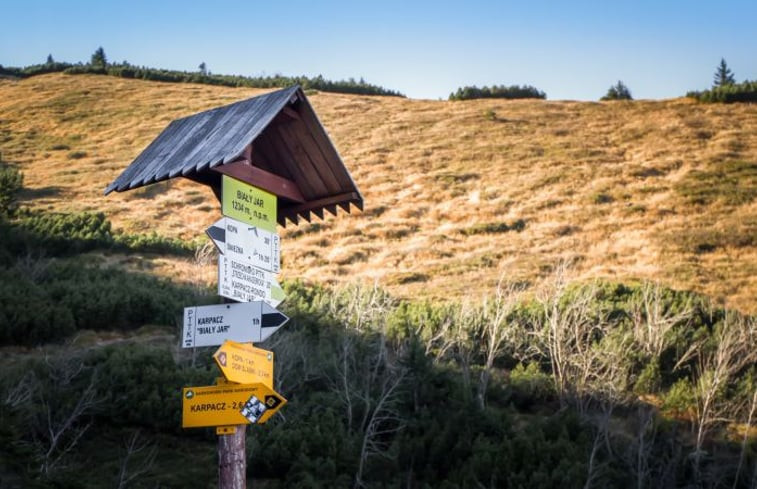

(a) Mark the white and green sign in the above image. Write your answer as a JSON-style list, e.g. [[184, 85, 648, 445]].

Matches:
[[222, 175, 277, 233]]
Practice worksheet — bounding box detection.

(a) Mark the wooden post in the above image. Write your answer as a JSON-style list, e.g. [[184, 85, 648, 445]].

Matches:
[[213, 196, 247, 489], [218, 425, 247, 488]]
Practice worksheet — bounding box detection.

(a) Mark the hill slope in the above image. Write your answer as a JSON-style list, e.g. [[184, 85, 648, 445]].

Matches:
[[1, 73, 755, 312]]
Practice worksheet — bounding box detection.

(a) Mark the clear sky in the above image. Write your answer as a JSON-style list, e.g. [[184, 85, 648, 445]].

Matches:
[[1, 0, 755, 100]]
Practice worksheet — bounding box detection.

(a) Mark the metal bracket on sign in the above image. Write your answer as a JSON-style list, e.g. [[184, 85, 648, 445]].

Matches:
[[216, 426, 237, 435]]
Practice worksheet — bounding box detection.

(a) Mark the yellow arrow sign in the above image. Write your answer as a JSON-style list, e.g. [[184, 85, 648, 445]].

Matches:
[[182, 383, 286, 428], [213, 340, 274, 387]]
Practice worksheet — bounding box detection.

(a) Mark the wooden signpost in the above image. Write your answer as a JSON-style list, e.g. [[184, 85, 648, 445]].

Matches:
[[106, 86, 363, 489]]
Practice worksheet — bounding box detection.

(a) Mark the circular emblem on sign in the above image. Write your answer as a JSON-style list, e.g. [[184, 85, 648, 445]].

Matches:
[[185, 390, 194, 399]]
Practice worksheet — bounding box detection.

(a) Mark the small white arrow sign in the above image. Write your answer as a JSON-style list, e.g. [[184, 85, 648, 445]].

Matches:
[[207, 216, 280, 273], [182, 301, 289, 348], [218, 255, 285, 307]]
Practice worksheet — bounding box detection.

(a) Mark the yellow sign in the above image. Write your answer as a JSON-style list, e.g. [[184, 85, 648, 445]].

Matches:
[[222, 175, 277, 233], [213, 340, 274, 388], [182, 383, 286, 428]]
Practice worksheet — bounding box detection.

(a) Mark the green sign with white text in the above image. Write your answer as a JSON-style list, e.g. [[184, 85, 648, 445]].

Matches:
[[221, 175, 277, 233]]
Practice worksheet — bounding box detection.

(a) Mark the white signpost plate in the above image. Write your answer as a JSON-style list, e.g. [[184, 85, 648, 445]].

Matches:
[[218, 255, 285, 307], [206, 216, 280, 273], [182, 302, 289, 348]]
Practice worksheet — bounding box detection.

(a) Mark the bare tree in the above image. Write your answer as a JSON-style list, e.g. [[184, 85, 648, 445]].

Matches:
[[584, 403, 614, 489], [449, 303, 478, 399], [527, 262, 600, 409], [475, 281, 524, 410], [354, 365, 406, 489], [3, 371, 36, 408], [413, 304, 456, 362], [630, 281, 692, 358], [621, 404, 660, 489], [329, 282, 395, 334], [116, 430, 158, 489], [33, 357, 101, 476], [192, 240, 216, 293], [325, 283, 409, 488], [675, 313, 757, 482], [265, 328, 316, 398], [732, 386, 757, 489]]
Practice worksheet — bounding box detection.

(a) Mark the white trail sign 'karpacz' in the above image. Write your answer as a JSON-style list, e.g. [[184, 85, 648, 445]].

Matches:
[[182, 301, 289, 348]]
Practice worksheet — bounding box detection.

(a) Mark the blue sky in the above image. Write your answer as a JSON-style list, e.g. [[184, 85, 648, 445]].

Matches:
[[1, 0, 755, 100]]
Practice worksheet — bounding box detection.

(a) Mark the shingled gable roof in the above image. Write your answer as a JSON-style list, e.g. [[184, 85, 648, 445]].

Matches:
[[105, 85, 362, 226]]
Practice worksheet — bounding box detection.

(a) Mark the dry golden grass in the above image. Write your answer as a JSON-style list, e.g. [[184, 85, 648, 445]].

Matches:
[[1, 74, 755, 312]]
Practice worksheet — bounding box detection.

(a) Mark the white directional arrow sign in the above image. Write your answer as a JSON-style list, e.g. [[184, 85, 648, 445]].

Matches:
[[206, 216, 280, 273], [218, 255, 286, 307], [182, 302, 289, 348]]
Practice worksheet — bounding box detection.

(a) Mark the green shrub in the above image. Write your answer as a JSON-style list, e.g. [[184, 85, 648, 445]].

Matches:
[[662, 378, 696, 417], [634, 359, 662, 394], [43, 261, 197, 332], [0, 258, 199, 346], [510, 362, 555, 407], [10, 210, 196, 257], [449, 84, 547, 101], [600, 80, 633, 101], [0, 268, 76, 345], [0, 163, 23, 218], [687, 80, 757, 103], [89, 344, 214, 430], [113, 231, 197, 255], [14, 210, 112, 254], [461, 219, 526, 236]]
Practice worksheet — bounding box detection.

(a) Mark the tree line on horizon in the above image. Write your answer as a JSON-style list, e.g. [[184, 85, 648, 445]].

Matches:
[[1, 47, 755, 104], [0, 47, 406, 98]]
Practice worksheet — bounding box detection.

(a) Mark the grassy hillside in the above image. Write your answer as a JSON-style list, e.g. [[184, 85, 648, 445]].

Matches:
[[0, 73, 755, 312]]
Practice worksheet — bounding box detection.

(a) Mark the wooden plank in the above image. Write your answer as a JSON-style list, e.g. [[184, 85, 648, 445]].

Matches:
[[253, 136, 302, 191], [284, 120, 343, 194], [269, 125, 329, 197], [296, 95, 361, 192], [281, 106, 300, 121], [279, 192, 360, 222], [211, 160, 306, 203], [242, 144, 252, 161]]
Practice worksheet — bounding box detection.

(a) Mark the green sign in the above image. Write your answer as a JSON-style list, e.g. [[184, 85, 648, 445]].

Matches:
[[222, 176, 277, 232]]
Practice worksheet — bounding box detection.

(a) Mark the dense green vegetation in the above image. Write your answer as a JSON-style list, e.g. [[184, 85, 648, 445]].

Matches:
[[449, 84, 547, 101], [687, 58, 757, 103], [0, 48, 405, 98], [1, 161, 756, 488], [687, 81, 757, 103], [601, 81, 633, 101]]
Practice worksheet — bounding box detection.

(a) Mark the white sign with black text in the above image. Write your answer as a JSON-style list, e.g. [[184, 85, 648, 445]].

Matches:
[[206, 216, 280, 273], [217, 255, 285, 307], [182, 301, 289, 348]]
